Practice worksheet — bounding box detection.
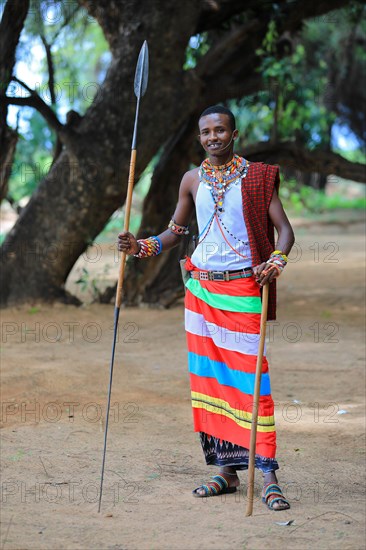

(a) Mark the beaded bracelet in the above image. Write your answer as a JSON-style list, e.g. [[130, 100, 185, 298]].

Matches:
[[272, 250, 288, 262], [267, 258, 286, 270], [168, 219, 189, 236], [267, 251, 287, 270], [134, 236, 162, 258]]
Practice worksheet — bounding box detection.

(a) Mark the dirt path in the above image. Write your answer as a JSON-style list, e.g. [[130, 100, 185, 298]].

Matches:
[[1, 221, 365, 550]]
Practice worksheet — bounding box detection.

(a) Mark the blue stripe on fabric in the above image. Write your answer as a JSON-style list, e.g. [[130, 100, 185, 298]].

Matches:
[[188, 351, 271, 396]]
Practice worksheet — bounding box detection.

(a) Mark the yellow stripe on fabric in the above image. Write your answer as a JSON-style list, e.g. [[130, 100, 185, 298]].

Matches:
[[185, 278, 262, 313], [191, 391, 275, 425], [192, 401, 275, 433], [191, 391, 275, 432]]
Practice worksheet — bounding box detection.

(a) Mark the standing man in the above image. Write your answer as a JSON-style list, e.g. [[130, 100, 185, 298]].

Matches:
[[118, 105, 295, 511]]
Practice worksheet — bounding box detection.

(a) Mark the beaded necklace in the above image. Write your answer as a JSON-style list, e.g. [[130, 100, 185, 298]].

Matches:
[[196, 155, 250, 248], [199, 154, 249, 213]]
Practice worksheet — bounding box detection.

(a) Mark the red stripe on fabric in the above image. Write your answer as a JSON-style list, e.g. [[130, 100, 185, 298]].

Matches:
[[190, 373, 274, 418], [185, 291, 261, 333], [192, 408, 276, 458], [186, 332, 268, 374], [189, 275, 261, 298]]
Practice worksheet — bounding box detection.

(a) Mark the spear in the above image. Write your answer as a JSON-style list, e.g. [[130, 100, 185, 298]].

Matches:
[[98, 41, 149, 513], [245, 282, 269, 517]]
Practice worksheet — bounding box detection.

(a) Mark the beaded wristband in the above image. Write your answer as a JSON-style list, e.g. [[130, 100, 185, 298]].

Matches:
[[268, 251, 287, 270], [267, 258, 286, 270], [134, 236, 162, 258], [272, 250, 288, 262], [168, 219, 189, 236]]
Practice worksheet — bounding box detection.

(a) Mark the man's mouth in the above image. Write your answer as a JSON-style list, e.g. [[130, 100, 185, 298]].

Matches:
[[208, 143, 221, 149]]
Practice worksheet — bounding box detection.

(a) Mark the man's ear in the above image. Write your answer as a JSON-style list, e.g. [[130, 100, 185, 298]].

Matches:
[[233, 129, 239, 140]]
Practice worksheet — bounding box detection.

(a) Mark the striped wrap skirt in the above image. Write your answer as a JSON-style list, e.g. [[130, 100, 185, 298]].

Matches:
[[184, 261, 278, 469]]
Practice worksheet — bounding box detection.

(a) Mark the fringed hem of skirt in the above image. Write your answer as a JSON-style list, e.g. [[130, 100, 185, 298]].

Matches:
[[200, 432, 279, 473]]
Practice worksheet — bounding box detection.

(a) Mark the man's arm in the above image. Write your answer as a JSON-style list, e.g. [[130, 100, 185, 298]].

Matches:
[[254, 187, 295, 285], [268, 187, 295, 255], [118, 171, 195, 255]]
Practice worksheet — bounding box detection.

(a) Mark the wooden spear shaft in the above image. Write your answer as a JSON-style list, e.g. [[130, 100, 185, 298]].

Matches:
[[245, 282, 269, 517], [98, 41, 149, 513]]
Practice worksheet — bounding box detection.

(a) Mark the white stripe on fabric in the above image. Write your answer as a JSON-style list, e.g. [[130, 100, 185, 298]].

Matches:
[[185, 308, 266, 357]]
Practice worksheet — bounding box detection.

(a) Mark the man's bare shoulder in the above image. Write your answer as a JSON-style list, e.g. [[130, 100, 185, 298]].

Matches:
[[183, 166, 199, 181], [180, 167, 199, 188]]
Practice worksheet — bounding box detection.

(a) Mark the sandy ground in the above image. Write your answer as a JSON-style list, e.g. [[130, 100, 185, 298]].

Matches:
[[1, 218, 365, 550]]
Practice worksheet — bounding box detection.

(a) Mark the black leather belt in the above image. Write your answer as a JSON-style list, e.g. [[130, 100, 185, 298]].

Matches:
[[190, 267, 253, 281]]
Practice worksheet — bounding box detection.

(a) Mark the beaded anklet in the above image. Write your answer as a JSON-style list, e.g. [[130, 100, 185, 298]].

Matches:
[[168, 219, 189, 236], [134, 236, 162, 258]]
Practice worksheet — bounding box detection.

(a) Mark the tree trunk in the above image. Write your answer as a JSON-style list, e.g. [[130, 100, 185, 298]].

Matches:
[[0, 0, 201, 306], [0, 0, 30, 203]]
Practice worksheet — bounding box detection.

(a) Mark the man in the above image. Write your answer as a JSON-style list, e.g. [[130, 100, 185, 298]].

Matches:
[[118, 105, 295, 511]]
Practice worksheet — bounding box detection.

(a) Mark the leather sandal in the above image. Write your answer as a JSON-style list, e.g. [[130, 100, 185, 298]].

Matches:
[[192, 474, 237, 498], [262, 483, 291, 511]]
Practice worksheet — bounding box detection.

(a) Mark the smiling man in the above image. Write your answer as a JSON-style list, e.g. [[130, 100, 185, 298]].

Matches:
[[118, 105, 295, 511]]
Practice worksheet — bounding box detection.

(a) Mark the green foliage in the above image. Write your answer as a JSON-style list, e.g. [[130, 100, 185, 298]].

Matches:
[[184, 34, 210, 70], [27, 306, 40, 314], [246, 23, 335, 147], [7, 0, 110, 203], [333, 147, 366, 164], [9, 111, 54, 201], [75, 264, 111, 301], [230, 8, 364, 157], [280, 177, 366, 214]]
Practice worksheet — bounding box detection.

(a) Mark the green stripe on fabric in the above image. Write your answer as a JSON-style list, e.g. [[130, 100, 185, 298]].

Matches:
[[185, 278, 262, 313]]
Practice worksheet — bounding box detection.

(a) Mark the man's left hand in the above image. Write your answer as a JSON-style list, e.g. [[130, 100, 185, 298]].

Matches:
[[253, 262, 279, 286]]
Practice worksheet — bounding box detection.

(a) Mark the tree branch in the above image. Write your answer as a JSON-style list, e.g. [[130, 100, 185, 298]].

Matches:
[[0, 0, 30, 203], [0, 0, 30, 94], [196, 0, 283, 33], [51, 4, 80, 43], [3, 77, 64, 134], [196, 0, 351, 33], [40, 35, 56, 105], [243, 141, 366, 183]]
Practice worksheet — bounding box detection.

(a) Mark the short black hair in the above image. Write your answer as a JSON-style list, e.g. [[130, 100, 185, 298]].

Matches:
[[199, 105, 236, 131]]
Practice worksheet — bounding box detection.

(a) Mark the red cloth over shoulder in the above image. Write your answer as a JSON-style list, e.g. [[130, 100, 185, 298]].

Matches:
[[241, 162, 280, 320]]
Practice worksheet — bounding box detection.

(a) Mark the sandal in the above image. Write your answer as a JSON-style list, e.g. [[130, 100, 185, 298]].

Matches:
[[192, 474, 237, 498], [262, 483, 291, 511]]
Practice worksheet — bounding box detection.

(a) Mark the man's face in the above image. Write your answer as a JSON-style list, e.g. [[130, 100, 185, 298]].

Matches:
[[198, 113, 238, 156]]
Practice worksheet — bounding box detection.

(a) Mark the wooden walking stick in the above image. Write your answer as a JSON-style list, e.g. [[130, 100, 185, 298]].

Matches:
[[245, 282, 269, 517], [98, 41, 149, 513]]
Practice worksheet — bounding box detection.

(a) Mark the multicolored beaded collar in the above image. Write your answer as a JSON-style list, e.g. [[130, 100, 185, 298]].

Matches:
[[199, 154, 249, 213]]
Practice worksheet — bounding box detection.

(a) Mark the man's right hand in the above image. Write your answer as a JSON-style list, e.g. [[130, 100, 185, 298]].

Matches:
[[117, 232, 140, 255]]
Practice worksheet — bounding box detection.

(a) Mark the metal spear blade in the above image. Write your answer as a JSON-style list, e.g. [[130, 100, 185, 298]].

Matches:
[[134, 40, 149, 99]]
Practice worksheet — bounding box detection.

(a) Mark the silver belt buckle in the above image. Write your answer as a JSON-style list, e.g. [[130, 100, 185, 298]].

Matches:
[[199, 271, 209, 281], [212, 271, 225, 281]]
